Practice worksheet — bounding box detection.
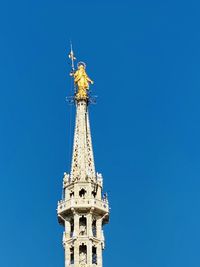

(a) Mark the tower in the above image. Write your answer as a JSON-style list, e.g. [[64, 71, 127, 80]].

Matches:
[[57, 50, 109, 267]]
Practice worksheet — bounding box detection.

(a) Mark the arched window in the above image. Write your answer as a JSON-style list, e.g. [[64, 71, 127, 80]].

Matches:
[[70, 247, 74, 264], [70, 191, 74, 198], [92, 190, 97, 198], [79, 216, 87, 235], [92, 219, 97, 237], [79, 188, 87, 198], [92, 185, 98, 198], [70, 218, 74, 237], [92, 246, 97, 264]]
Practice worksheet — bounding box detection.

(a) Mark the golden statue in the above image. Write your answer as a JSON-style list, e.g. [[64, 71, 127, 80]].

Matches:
[[71, 62, 94, 100]]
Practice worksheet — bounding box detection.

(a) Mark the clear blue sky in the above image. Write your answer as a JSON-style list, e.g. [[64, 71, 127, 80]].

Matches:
[[1, 0, 200, 266]]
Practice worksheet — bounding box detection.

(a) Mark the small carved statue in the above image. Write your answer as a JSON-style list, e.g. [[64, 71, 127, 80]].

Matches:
[[79, 251, 87, 264], [80, 225, 86, 235], [63, 172, 69, 186], [71, 62, 94, 100]]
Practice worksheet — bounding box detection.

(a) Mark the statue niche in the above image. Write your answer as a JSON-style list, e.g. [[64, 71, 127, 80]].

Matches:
[[79, 216, 87, 236], [79, 244, 87, 264]]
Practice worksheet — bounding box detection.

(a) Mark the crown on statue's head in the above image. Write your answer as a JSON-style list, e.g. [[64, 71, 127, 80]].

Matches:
[[77, 61, 86, 69]]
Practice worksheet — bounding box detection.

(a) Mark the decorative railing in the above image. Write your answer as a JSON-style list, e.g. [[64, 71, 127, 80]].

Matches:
[[57, 198, 109, 213]]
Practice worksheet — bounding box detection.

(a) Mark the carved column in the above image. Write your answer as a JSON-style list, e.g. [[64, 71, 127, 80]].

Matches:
[[73, 212, 79, 237], [64, 243, 70, 267], [87, 212, 93, 237], [74, 240, 79, 266], [96, 218, 102, 239], [87, 240, 92, 266], [64, 220, 70, 239], [97, 243, 102, 266]]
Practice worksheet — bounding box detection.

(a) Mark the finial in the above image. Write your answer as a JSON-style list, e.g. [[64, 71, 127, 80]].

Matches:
[[69, 45, 94, 101]]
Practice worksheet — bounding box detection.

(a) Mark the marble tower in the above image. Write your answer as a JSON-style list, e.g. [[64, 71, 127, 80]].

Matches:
[[57, 50, 109, 267]]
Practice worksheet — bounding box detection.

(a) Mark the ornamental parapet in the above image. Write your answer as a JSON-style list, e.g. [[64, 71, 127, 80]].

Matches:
[[57, 198, 109, 215]]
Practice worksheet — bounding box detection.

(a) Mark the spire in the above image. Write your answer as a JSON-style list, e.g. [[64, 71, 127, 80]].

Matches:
[[69, 49, 95, 182], [70, 99, 96, 182], [57, 48, 109, 267]]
